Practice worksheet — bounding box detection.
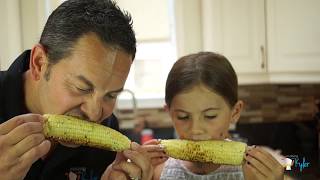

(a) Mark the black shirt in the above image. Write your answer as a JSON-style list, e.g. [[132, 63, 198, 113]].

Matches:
[[0, 50, 118, 179]]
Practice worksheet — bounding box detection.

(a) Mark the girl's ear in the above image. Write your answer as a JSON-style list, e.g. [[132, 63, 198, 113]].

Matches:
[[163, 104, 169, 112], [164, 104, 174, 118], [29, 44, 48, 81], [230, 100, 244, 124]]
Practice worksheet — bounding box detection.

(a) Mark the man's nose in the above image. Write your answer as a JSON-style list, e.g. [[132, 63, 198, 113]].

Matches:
[[80, 98, 103, 122]]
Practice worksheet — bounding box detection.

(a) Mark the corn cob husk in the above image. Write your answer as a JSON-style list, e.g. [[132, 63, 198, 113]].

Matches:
[[43, 114, 131, 152], [160, 139, 247, 165]]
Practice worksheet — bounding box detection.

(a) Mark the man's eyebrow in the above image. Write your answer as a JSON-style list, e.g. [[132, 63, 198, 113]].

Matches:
[[75, 75, 123, 94], [76, 75, 94, 88]]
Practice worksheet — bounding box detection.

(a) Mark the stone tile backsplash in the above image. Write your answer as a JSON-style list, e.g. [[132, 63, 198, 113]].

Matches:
[[117, 84, 320, 128], [239, 84, 320, 123]]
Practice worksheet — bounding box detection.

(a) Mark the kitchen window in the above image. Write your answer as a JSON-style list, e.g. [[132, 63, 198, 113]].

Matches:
[[115, 0, 177, 108]]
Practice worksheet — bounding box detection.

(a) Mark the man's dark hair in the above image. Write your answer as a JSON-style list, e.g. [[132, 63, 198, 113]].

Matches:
[[40, 0, 136, 65]]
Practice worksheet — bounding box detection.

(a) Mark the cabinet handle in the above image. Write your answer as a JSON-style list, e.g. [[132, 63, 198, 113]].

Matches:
[[260, 45, 266, 69]]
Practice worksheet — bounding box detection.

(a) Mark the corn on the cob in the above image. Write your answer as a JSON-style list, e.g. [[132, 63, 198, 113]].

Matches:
[[160, 139, 246, 165], [43, 114, 131, 152]]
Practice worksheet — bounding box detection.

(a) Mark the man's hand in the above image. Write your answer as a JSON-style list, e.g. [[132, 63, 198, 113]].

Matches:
[[243, 146, 284, 180], [0, 114, 51, 180], [102, 142, 154, 180]]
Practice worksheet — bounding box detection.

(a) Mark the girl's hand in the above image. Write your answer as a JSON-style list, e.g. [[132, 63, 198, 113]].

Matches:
[[102, 142, 154, 180], [142, 139, 168, 167], [243, 146, 284, 180]]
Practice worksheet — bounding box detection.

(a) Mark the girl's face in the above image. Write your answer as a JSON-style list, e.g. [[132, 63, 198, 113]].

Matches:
[[167, 84, 242, 141]]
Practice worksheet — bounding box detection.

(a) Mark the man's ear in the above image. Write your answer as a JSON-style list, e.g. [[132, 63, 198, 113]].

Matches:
[[29, 44, 48, 81], [230, 100, 244, 124]]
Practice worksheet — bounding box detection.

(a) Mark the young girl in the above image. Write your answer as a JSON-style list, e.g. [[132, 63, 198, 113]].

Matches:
[[145, 52, 284, 180]]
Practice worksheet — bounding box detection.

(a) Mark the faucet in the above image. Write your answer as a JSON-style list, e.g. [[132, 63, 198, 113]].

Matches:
[[114, 89, 137, 120]]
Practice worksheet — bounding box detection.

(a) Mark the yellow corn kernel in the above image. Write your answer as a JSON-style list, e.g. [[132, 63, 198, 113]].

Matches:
[[43, 114, 131, 152], [160, 139, 247, 165]]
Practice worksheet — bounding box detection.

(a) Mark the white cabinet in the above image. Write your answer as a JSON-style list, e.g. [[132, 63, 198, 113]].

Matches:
[[267, 0, 320, 73], [202, 0, 320, 83], [174, 0, 203, 58], [202, 0, 266, 74]]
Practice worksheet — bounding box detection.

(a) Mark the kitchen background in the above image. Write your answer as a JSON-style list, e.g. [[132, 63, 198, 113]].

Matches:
[[0, 0, 319, 179]]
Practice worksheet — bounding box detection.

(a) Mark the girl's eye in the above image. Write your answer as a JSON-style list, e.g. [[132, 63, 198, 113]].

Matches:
[[205, 115, 217, 119], [177, 116, 189, 120]]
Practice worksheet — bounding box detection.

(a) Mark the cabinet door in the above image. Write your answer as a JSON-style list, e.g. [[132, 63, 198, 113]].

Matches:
[[202, 0, 266, 74], [267, 0, 320, 73]]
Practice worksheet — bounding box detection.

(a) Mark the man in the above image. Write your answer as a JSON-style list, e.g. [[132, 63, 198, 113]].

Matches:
[[0, 0, 159, 179]]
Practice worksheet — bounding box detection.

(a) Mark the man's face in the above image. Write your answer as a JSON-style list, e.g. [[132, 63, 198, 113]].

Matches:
[[38, 33, 132, 123]]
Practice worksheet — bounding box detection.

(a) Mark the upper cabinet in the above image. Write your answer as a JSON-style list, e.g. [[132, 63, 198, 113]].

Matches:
[[201, 0, 320, 84], [202, 0, 266, 74], [267, 0, 320, 72]]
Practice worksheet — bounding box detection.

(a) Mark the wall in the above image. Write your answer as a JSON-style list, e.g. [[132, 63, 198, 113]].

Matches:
[[0, 0, 60, 70], [239, 84, 320, 123], [0, 0, 22, 70], [117, 83, 320, 129]]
